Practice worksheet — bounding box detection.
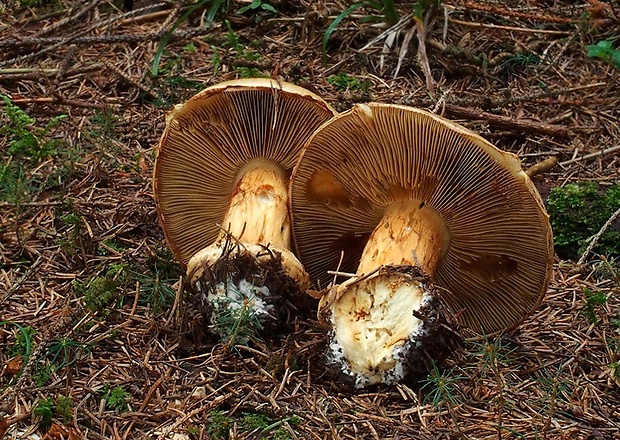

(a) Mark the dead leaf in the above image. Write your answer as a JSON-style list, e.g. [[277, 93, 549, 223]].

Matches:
[[0, 418, 9, 438], [587, 0, 612, 19], [0, 412, 32, 438], [42, 423, 70, 440], [6, 356, 23, 375], [139, 154, 148, 174]]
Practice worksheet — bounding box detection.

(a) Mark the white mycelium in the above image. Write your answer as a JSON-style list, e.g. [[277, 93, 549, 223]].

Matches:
[[206, 278, 275, 326]]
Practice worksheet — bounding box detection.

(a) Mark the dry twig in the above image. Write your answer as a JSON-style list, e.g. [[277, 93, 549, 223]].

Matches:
[[414, 7, 436, 94], [578, 205, 620, 265], [443, 104, 570, 138], [559, 145, 620, 166], [459, 2, 576, 23], [34, 0, 103, 37], [525, 157, 558, 178], [448, 18, 572, 35]]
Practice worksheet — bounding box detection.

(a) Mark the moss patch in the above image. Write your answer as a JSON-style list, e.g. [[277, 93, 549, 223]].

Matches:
[[546, 182, 620, 260]]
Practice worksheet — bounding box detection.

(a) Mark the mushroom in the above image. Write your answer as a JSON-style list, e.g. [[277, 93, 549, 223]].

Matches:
[[153, 78, 337, 336], [290, 103, 554, 387]]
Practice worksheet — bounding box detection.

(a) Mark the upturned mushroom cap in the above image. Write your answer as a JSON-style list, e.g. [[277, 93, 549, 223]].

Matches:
[[154, 78, 337, 266], [290, 103, 554, 334]]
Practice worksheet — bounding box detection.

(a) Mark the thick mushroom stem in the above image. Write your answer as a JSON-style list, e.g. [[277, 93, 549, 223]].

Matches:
[[218, 158, 291, 249], [323, 200, 453, 387], [357, 199, 451, 277], [186, 159, 309, 337]]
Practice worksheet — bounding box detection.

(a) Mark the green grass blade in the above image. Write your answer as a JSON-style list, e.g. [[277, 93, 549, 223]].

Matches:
[[364, 0, 383, 9], [322, 2, 366, 64], [381, 0, 399, 26], [1, 321, 33, 359], [206, 0, 225, 22], [0, 321, 34, 386]]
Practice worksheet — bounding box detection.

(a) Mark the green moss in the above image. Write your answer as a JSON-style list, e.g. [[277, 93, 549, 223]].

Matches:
[[581, 288, 608, 325], [205, 411, 300, 439], [237, 66, 268, 78], [272, 428, 293, 440], [55, 396, 73, 423], [34, 397, 55, 430], [546, 182, 620, 260], [207, 410, 233, 439], [34, 364, 54, 387], [327, 72, 371, 93], [241, 412, 271, 431], [74, 277, 118, 312], [0, 94, 71, 205]]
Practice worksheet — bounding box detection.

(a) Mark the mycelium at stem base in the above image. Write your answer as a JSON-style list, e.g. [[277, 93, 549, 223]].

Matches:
[[186, 159, 310, 339], [319, 199, 459, 388]]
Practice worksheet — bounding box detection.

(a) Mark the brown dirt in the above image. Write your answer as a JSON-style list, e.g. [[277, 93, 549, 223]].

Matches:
[[1, 1, 619, 439]]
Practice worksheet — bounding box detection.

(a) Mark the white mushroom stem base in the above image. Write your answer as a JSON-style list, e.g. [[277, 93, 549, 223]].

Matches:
[[185, 158, 310, 337], [324, 269, 448, 387], [187, 242, 310, 338], [321, 200, 456, 387]]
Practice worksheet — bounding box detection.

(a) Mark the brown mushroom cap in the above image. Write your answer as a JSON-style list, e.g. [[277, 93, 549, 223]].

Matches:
[[154, 78, 337, 267], [290, 103, 554, 334]]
